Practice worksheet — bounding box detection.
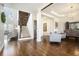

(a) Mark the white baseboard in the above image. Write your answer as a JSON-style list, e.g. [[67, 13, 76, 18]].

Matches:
[[18, 37, 32, 41], [36, 39, 42, 42]]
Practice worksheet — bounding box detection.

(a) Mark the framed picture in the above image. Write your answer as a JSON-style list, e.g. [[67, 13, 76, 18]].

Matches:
[[55, 22, 58, 28], [43, 23, 47, 32]]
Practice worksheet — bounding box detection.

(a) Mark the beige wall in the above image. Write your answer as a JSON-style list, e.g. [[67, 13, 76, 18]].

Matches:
[[42, 15, 54, 35]]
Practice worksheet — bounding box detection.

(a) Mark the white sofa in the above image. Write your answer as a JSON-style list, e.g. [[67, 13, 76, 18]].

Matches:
[[49, 32, 66, 42], [49, 32, 62, 42]]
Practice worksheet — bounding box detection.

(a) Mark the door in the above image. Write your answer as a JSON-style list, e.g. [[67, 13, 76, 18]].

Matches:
[[34, 20, 37, 40]]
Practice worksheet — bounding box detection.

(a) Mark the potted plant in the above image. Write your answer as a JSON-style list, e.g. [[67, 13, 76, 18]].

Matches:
[[1, 12, 6, 23]]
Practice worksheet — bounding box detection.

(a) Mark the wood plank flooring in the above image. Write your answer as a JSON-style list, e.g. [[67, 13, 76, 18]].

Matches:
[[0, 39, 79, 56]]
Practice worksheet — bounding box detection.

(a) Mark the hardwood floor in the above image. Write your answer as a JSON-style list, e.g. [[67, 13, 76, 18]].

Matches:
[[0, 38, 79, 56]]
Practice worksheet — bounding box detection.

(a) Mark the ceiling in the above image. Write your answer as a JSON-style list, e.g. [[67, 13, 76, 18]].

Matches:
[[42, 3, 79, 18], [4, 3, 49, 13]]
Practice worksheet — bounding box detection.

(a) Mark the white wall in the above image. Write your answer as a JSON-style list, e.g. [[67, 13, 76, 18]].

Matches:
[[4, 7, 18, 25], [53, 17, 65, 33], [27, 14, 34, 39], [37, 11, 43, 42], [0, 5, 4, 51]]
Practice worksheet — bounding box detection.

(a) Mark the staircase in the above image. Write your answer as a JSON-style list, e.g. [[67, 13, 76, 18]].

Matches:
[[21, 26, 30, 38], [19, 11, 31, 39]]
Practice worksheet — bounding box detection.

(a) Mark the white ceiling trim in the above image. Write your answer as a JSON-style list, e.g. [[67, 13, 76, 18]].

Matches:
[[41, 12, 55, 19]]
